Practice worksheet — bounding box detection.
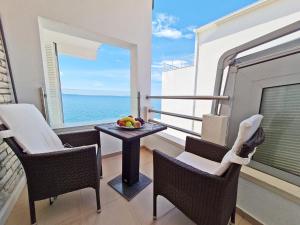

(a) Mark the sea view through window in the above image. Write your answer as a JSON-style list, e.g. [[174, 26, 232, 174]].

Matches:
[[58, 44, 134, 125]]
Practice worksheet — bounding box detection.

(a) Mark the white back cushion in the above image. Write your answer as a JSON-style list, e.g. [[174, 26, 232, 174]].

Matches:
[[216, 114, 264, 175], [0, 104, 64, 154], [230, 114, 264, 155]]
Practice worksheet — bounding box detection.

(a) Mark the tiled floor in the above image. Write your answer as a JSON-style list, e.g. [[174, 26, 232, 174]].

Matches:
[[5, 148, 254, 225]]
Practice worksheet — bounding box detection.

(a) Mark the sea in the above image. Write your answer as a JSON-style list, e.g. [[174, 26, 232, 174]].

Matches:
[[62, 94, 161, 125]]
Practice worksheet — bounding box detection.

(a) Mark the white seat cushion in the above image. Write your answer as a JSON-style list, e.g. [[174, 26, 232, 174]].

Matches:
[[176, 152, 222, 175], [0, 104, 64, 154]]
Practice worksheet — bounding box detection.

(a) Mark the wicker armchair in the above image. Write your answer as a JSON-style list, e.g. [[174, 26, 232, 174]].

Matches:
[[0, 125, 101, 225], [153, 127, 265, 225]]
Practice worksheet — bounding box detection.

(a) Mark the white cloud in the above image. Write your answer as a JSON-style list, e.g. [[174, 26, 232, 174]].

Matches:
[[182, 33, 194, 39], [152, 13, 194, 40], [186, 25, 197, 32], [154, 28, 183, 39]]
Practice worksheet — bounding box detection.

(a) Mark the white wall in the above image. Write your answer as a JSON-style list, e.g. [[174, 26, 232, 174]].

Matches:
[[238, 177, 300, 225], [0, 0, 152, 155], [193, 0, 300, 132]]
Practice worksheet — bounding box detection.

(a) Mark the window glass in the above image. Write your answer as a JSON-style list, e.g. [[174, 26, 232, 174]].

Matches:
[[58, 44, 131, 126]]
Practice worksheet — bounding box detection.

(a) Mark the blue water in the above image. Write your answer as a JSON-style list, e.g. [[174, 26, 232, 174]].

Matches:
[[62, 94, 161, 125]]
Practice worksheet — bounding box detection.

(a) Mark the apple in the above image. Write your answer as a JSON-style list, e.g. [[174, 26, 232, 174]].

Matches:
[[133, 121, 141, 128], [119, 121, 126, 127]]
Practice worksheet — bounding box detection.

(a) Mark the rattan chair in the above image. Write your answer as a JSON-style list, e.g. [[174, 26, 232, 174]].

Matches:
[[0, 124, 101, 225], [153, 127, 265, 225]]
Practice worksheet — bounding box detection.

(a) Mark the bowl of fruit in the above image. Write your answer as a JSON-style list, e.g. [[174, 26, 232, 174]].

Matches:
[[116, 116, 145, 130]]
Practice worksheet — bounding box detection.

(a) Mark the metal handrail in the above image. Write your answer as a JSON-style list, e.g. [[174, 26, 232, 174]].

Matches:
[[146, 95, 229, 100], [146, 95, 228, 136], [149, 109, 202, 121], [149, 119, 201, 137]]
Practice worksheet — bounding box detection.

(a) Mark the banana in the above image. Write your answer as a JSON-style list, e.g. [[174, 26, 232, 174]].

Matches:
[[120, 116, 136, 123]]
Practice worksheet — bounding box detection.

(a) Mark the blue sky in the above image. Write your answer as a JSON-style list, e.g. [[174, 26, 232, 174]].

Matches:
[[59, 45, 131, 96], [59, 0, 257, 96]]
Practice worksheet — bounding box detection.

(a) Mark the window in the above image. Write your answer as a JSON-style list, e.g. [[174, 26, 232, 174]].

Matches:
[[58, 44, 131, 126], [41, 29, 132, 128], [251, 84, 300, 186]]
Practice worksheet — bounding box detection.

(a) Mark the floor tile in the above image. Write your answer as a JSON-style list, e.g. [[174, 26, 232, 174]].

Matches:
[[128, 184, 175, 225], [238, 218, 253, 225], [83, 198, 139, 225], [37, 191, 81, 225]]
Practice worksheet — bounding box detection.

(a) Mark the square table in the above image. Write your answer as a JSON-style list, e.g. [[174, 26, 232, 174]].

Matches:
[[95, 122, 167, 200]]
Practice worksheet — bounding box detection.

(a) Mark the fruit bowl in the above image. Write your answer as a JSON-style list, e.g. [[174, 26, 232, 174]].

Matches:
[[116, 116, 145, 130], [116, 123, 144, 130]]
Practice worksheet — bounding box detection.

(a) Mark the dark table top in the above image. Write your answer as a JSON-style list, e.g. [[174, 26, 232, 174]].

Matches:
[[95, 122, 167, 141]]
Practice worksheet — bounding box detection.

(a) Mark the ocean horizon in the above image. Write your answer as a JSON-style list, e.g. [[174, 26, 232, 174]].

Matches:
[[62, 94, 161, 125]]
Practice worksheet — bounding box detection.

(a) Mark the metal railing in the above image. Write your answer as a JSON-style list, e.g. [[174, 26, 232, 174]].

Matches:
[[146, 95, 229, 100], [149, 109, 202, 121], [148, 119, 201, 137], [146, 95, 229, 136]]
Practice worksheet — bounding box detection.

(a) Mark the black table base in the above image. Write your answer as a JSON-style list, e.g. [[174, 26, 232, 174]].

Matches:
[[95, 122, 167, 201], [107, 173, 152, 201], [122, 139, 140, 185]]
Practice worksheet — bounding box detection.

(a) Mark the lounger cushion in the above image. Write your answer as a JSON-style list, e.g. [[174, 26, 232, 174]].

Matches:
[[176, 152, 221, 175], [0, 104, 64, 154]]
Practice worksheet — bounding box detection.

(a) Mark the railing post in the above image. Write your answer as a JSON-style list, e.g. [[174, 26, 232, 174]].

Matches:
[[137, 91, 141, 118], [144, 106, 149, 122]]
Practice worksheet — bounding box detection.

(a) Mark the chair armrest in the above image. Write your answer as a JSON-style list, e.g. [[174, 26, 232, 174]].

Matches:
[[22, 145, 99, 200], [185, 136, 229, 162], [57, 129, 100, 147]]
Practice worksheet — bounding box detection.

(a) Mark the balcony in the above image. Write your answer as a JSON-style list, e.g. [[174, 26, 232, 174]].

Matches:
[[0, 1, 300, 225]]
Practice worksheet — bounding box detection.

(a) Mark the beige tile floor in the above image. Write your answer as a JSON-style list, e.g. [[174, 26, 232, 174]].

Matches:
[[5, 148, 254, 225]]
